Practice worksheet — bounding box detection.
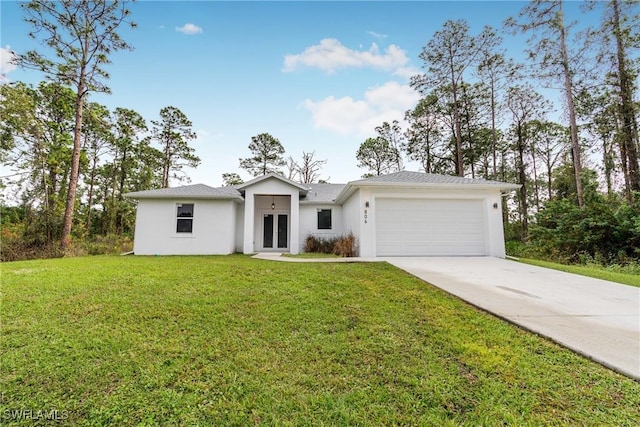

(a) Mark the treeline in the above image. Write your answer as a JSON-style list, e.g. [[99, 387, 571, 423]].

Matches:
[[352, 1, 640, 265], [1, 81, 199, 260]]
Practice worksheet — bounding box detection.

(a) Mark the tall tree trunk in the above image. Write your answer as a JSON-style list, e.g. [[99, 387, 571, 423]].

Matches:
[[490, 79, 498, 180], [618, 122, 631, 201], [116, 148, 128, 233], [602, 136, 614, 197], [546, 154, 553, 202], [530, 144, 540, 212], [86, 158, 97, 234], [450, 61, 464, 176], [40, 150, 52, 243], [612, 0, 640, 200], [61, 82, 86, 250], [558, 0, 584, 207], [426, 138, 433, 173], [517, 124, 528, 241], [461, 82, 475, 178], [162, 142, 170, 188]]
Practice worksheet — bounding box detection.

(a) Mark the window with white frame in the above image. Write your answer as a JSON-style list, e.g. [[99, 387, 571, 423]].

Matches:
[[317, 209, 332, 230], [176, 203, 194, 233]]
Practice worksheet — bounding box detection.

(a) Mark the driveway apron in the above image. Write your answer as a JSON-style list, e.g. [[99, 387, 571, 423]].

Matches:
[[384, 257, 640, 380]]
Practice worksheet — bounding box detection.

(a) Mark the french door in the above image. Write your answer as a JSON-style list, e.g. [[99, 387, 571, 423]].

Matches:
[[263, 213, 288, 250]]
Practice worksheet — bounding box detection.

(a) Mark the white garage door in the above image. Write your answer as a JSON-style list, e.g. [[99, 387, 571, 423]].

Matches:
[[376, 198, 487, 256]]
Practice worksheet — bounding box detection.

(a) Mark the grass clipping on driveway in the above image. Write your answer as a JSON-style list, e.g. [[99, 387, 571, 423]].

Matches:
[[3, 256, 639, 425]]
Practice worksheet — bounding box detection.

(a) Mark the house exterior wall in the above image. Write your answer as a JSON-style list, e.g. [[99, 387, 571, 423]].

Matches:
[[340, 189, 362, 255], [355, 187, 506, 258], [133, 198, 236, 255], [242, 178, 300, 254], [299, 204, 343, 253], [130, 178, 511, 258], [234, 202, 244, 253]]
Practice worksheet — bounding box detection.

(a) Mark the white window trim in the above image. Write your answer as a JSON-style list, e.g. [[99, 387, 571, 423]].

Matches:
[[175, 202, 195, 236]]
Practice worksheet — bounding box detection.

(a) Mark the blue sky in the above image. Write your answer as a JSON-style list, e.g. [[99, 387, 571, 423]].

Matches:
[[1, 0, 595, 186]]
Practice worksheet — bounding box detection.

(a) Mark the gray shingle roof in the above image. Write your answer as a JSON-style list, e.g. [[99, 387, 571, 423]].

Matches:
[[124, 171, 519, 202], [302, 183, 346, 203], [124, 184, 242, 199], [352, 170, 518, 187]]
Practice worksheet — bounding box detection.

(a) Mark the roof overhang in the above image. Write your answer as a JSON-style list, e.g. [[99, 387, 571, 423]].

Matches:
[[334, 181, 521, 204], [123, 193, 243, 201], [122, 193, 244, 200]]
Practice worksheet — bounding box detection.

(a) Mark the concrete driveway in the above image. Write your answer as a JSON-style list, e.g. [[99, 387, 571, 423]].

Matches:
[[384, 257, 640, 380]]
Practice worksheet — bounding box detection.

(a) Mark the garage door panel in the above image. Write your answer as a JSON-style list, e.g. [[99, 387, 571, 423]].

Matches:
[[376, 198, 486, 256]]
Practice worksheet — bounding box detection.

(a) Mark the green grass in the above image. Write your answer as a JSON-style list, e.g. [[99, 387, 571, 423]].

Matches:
[[517, 257, 640, 287], [2, 255, 639, 425]]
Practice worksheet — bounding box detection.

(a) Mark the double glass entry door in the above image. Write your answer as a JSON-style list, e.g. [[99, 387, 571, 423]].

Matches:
[[263, 213, 288, 249]]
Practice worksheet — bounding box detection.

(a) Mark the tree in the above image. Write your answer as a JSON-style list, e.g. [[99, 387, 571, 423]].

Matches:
[[506, 84, 549, 240], [285, 156, 298, 181], [412, 20, 490, 176], [505, 0, 587, 206], [239, 133, 286, 177], [476, 26, 520, 179], [82, 102, 112, 234], [574, 87, 621, 197], [285, 151, 327, 183], [295, 151, 327, 184], [375, 120, 404, 171], [597, 0, 640, 199], [356, 137, 400, 176], [0, 81, 75, 244], [459, 81, 491, 178], [529, 121, 568, 201], [222, 172, 243, 186], [403, 94, 444, 173], [103, 107, 148, 232], [151, 106, 200, 188], [16, 0, 136, 250]]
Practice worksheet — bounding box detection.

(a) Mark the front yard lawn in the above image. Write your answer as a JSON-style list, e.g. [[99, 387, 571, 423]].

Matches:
[[2, 255, 639, 425], [517, 257, 640, 287]]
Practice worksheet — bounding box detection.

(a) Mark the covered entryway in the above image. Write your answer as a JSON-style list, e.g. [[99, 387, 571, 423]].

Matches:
[[375, 198, 487, 256]]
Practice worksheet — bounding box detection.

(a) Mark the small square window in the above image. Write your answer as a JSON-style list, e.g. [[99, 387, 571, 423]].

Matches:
[[317, 209, 332, 230], [176, 203, 194, 233]]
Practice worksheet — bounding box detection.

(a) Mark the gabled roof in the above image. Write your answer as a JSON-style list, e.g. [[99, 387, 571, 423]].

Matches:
[[351, 170, 518, 186], [236, 173, 309, 195], [124, 183, 242, 200], [335, 171, 520, 203], [302, 183, 346, 203]]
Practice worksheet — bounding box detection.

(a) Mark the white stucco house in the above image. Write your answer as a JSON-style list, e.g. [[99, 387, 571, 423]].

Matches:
[[124, 171, 520, 257]]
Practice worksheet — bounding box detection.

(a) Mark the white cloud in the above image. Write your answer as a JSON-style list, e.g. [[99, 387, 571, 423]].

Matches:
[[283, 38, 409, 74], [393, 66, 420, 80], [302, 81, 420, 136], [176, 23, 203, 35], [195, 129, 224, 142], [367, 31, 388, 39], [0, 45, 17, 83]]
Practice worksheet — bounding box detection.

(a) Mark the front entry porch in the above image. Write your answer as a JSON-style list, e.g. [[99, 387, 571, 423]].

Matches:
[[239, 174, 305, 255]]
